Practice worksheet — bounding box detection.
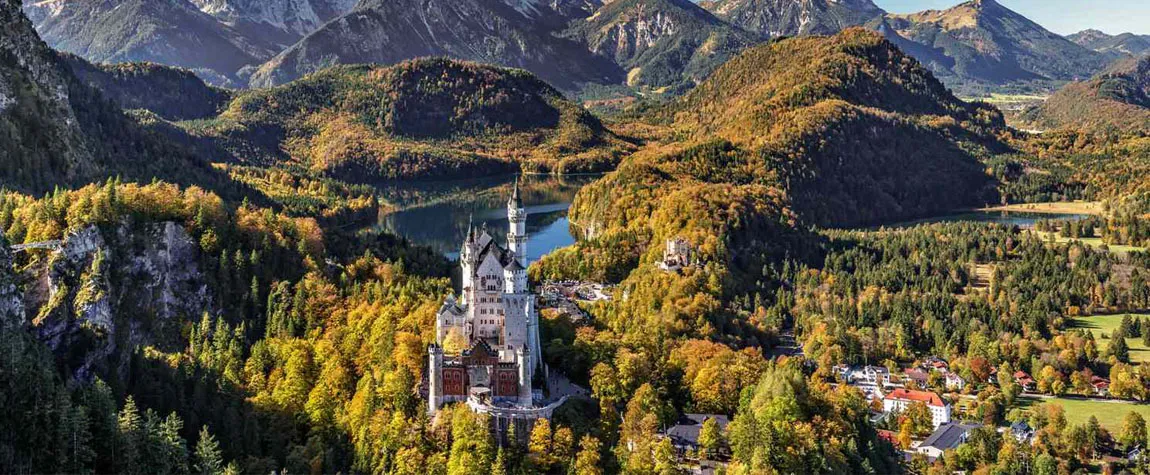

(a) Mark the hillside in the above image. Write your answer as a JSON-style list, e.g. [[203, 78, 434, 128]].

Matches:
[[702, 0, 884, 37], [24, 0, 280, 86], [247, 0, 623, 90], [667, 28, 1007, 227], [567, 0, 758, 89], [536, 29, 1009, 348], [0, 0, 233, 195], [1020, 56, 1150, 134], [1068, 29, 1150, 58], [883, 0, 1107, 93], [189, 58, 633, 181], [60, 54, 232, 121]]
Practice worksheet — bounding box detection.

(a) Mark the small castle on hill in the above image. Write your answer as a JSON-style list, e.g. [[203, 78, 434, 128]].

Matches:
[[428, 180, 563, 425], [659, 237, 693, 271]]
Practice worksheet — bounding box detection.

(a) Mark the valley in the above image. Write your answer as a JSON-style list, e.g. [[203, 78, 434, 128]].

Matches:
[[2, 0, 1150, 474]]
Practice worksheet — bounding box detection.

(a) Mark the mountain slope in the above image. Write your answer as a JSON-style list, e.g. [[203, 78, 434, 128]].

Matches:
[[568, 0, 758, 89], [60, 54, 231, 121], [24, 0, 279, 85], [190, 58, 633, 181], [247, 0, 623, 90], [884, 0, 1106, 92], [190, 0, 357, 41], [1068, 29, 1150, 58], [1020, 55, 1150, 133], [702, 0, 885, 37], [0, 0, 238, 195], [661, 27, 1007, 227]]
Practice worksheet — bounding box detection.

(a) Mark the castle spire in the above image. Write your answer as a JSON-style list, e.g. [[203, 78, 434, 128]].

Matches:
[[509, 177, 522, 209]]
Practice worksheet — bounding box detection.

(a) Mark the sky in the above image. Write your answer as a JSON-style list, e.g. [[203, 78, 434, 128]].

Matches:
[[874, 0, 1149, 35]]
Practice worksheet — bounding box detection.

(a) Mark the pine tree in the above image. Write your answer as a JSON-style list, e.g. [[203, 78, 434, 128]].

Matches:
[[194, 426, 224, 475], [117, 397, 144, 474], [490, 447, 508, 475], [1111, 332, 1131, 363]]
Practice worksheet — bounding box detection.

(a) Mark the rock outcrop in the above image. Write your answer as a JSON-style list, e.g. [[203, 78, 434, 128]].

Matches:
[[27, 222, 212, 381]]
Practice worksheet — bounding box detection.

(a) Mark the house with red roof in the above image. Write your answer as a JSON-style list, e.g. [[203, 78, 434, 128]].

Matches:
[[1091, 376, 1110, 397], [1014, 371, 1036, 392], [883, 388, 952, 428]]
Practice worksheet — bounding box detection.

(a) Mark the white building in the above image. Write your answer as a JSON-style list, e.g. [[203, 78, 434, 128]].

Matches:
[[945, 372, 966, 391], [883, 388, 951, 428]]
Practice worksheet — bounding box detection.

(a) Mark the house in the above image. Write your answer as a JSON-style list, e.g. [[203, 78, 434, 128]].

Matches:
[[833, 364, 853, 382], [1010, 420, 1034, 443], [1091, 376, 1111, 397], [904, 368, 930, 387], [855, 383, 885, 403], [664, 414, 730, 454], [883, 389, 952, 428], [1014, 371, 1036, 391], [917, 423, 979, 460], [876, 429, 899, 446], [863, 366, 892, 386], [945, 372, 966, 391], [922, 357, 949, 372]]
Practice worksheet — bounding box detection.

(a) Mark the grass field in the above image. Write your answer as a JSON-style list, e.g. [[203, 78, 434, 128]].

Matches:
[[981, 201, 1104, 215], [1033, 232, 1148, 255], [1070, 314, 1150, 363], [1015, 396, 1150, 430]]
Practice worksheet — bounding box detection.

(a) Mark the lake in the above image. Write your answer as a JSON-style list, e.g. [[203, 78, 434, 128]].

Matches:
[[880, 210, 1090, 229], [372, 174, 598, 263]]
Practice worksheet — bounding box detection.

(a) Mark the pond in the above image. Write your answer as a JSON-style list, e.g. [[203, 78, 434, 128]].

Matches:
[[371, 174, 599, 263]]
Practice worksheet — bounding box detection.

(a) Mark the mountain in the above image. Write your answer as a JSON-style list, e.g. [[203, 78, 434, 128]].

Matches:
[[0, 0, 238, 195], [567, 0, 758, 89], [191, 58, 633, 181], [663, 27, 1007, 227], [1020, 55, 1150, 133], [1067, 29, 1150, 58], [60, 54, 231, 121], [247, 0, 623, 90], [189, 0, 357, 45], [701, 0, 885, 37], [23, 0, 280, 86], [883, 0, 1107, 93]]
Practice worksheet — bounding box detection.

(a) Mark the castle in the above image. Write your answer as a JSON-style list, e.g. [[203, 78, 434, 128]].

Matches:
[[427, 180, 546, 418]]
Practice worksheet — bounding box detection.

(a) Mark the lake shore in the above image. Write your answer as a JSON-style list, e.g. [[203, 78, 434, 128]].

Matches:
[[978, 201, 1104, 216]]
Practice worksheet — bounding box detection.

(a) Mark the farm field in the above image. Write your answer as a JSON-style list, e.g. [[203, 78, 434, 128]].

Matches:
[[1033, 232, 1148, 255], [981, 201, 1104, 215], [1071, 314, 1150, 363], [1016, 396, 1150, 430]]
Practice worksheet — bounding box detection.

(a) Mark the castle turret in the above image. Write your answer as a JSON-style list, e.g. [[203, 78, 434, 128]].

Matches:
[[428, 344, 444, 415], [517, 345, 532, 407], [507, 178, 527, 271]]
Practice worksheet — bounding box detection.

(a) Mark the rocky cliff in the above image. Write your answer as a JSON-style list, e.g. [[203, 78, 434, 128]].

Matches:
[[26, 222, 212, 381], [569, 0, 757, 89], [0, 231, 24, 329], [702, 0, 885, 37]]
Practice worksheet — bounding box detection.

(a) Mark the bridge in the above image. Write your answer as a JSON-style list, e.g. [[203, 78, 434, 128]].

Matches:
[[9, 240, 63, 252]]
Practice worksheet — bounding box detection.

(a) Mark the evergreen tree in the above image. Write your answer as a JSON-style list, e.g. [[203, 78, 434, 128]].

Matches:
[[194, 426, 224, 475], [1111, 332, 1131, 363], [117, 397, 145, 475]]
